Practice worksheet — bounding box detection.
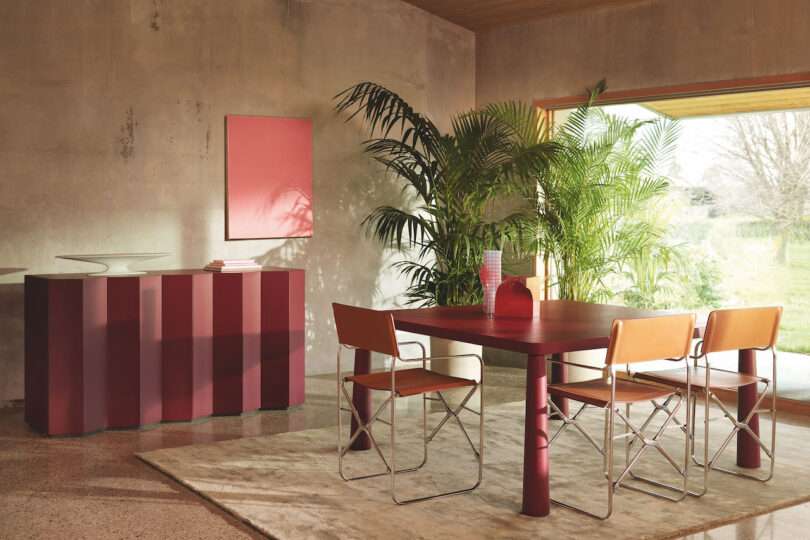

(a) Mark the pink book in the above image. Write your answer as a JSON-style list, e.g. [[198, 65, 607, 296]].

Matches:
[[204, 264, 262, 273], [210, 259, 257, 266]]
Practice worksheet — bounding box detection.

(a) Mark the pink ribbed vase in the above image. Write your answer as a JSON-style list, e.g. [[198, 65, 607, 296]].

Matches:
[[482, 249, 502, 316]]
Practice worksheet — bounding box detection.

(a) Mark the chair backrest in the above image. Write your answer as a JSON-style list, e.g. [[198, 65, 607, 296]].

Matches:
[[605, 314, 696, 365], [332, 303, 399, 357], [701, 306, 782, 354]]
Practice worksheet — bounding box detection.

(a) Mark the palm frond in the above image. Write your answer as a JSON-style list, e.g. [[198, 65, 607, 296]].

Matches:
[[335, 82, 441, 153], [540, 92, 678, 302], [361, 205, 432, 250]]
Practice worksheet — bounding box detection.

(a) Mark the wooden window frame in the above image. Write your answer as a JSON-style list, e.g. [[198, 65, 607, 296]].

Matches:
[[534, 72, 810, 112]]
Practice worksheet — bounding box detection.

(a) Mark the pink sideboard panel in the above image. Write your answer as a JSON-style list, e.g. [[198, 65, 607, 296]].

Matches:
[[107, 276, 162, 428], [212, 272, 261, 415], [261, 269, 306, 409], [24, 276, 49, 433], [24, 275, 107, 436], [225, 115, 313, 240], [162, 272, 213, 422], [81, 279, 108, 433]]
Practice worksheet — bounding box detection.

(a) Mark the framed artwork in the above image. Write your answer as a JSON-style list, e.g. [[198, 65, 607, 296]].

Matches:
[[225, 115, 313, 240]]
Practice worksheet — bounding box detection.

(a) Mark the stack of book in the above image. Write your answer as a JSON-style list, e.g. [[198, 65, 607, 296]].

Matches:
[[204, 258, 262, 272]]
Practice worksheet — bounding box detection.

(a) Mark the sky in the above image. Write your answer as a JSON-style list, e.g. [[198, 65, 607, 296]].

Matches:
[[601, 103, 729, 188]]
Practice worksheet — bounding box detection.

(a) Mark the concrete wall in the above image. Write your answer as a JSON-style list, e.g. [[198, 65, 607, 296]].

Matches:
[[476, 0, 810, 105], [0, 0, 475, 402]]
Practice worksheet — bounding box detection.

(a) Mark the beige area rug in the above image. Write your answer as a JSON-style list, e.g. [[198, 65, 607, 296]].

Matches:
[[138, 401, 810, 539]]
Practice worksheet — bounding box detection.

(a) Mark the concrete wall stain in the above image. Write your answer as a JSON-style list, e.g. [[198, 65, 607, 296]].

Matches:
[[150, 0, 160, 31], [118, 107, 137, 160]]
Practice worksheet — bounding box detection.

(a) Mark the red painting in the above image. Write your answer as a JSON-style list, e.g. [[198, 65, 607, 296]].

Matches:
[[226, 115, 313, 239]]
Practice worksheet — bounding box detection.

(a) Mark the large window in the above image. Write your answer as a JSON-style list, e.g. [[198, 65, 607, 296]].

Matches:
[[557, 88, 810, 401]]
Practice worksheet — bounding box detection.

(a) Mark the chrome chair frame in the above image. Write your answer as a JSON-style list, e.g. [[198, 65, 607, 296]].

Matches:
[[336, 341, 485, 505], [548, 355, 691, 520], [621, 393, 692, 499], [682, 341, 777, 496]]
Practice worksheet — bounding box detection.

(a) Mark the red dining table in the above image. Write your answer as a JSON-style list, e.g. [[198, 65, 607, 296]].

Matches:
[[347, 300, 763, 517]]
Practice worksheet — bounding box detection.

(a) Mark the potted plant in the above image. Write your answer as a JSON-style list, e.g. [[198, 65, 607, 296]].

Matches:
[[335, 82, 555, 378], [529, 84, 679, 378]]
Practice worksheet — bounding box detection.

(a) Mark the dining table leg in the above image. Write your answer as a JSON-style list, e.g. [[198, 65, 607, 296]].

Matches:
[[522, 353, 550, 517], [737, 348, 761, 468], [349, 347, 372, 451]]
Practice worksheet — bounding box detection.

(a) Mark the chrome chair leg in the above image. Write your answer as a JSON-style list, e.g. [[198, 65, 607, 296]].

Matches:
[[391, 382, 484, 504], [611, 395, 690, 502], [549, 392, 690, 518], [677, 392, 710, 497], [688, 347, 777, 488], [623, 395, 702, 498], [550, 404, 615, 520], [338, 381, 428, 481], [429, 387, 479, 449], [691, 386, 776, 483], [548, 401, 604, 455]]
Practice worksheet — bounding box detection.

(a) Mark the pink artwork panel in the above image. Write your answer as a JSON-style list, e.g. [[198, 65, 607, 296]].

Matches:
[[226, 115, 313, 239]]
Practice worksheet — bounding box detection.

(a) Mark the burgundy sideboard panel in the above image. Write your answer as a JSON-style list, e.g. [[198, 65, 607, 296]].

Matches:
[[107, 276, 162, 428], [25, 275, 107, 436], [24, 267, 303, 436], [261, 269, 305, 409], [162, 272, 213, 422], [81, 279, 108, 434], [212, 272, 261, 415]]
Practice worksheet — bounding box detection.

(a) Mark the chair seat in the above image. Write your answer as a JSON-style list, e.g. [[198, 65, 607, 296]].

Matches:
[[548, 378, 674, 407], [344, 368, 477, 397], [635, 367, 761, 390]]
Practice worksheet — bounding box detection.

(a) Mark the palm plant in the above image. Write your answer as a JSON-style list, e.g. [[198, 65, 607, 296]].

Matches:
[[621, 243, 682, 309], [335, 82, 556, 306], [529, 89, 679, 302]]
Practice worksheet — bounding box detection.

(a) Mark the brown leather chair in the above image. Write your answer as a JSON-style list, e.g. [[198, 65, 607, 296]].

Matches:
[[634, 306, 782, 495], [547, 313, 696, 519], [333, 303, 484, 504]]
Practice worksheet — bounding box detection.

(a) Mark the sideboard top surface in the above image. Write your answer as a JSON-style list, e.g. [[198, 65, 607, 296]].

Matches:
[[27, 266, 304, 280]]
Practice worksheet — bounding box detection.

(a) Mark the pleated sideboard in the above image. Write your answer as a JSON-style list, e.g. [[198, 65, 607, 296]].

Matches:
[[24, 267, 305, 436]]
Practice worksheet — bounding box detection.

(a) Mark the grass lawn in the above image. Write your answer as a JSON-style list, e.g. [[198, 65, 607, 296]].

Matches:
[[698, 217, 810, 354]]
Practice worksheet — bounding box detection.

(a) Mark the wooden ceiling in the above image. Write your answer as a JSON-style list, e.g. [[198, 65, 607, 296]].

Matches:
[[641, 87, 810, 119], [401, 0, 646, 31]]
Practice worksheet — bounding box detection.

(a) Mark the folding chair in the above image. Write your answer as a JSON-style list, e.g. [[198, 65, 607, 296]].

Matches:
[[547, 314, 695, 519], [635, 306, 781, 496], [333, 303, 484, 504]]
